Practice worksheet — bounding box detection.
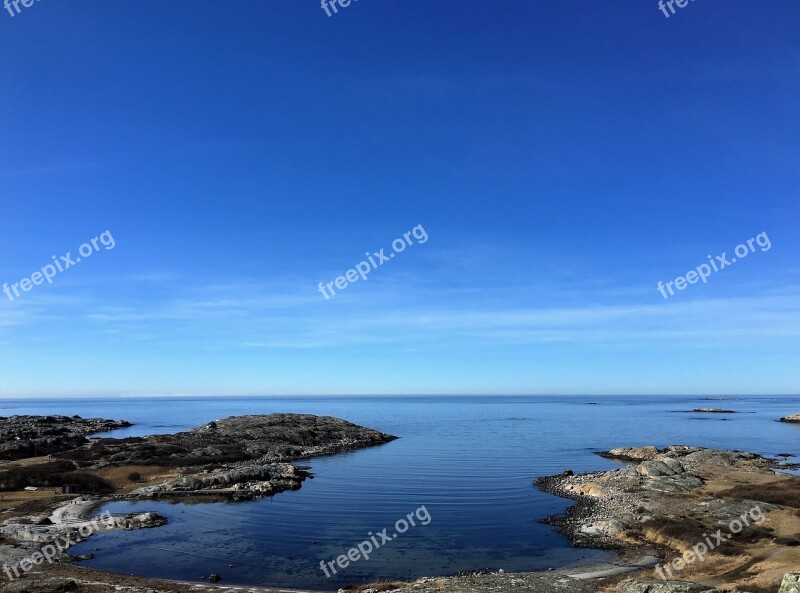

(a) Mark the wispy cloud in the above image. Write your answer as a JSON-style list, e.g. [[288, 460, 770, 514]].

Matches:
[[4, 275, 796, 351], [0, 162, 103, 179]]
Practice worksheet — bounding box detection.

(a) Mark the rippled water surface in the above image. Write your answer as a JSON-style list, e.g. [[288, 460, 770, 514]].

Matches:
[[3, 395, 798, 589]]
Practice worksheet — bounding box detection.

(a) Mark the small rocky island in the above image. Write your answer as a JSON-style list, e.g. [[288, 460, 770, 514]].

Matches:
[[691, 408, 736, 413], [0, 415, 132, 461], [779, 413, 800, 423]]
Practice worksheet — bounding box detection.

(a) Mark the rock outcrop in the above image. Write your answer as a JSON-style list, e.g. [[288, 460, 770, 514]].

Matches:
[[114, 415, 395, 500], [780, 573, 800, 593], [536, 445, 792, 549], [2, 511, 166, 546], [59, 413, 396, 468], [0, 416, 131, 461], [599, 446, 660, 462], [691, 408, 735, 413], [617, 579, 708, 593], [131, 462, 311, 500], [779, 413, 800, 424]]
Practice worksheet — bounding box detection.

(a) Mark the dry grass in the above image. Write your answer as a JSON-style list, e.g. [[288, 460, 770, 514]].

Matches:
[[717, 477, 800, 508], [641, 516, 741, 555], [0, 460, 114, 493], [95, 465, 176, 491]]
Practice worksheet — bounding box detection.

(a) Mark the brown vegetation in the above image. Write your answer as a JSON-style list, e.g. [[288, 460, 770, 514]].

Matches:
[[717, 478, 800, 508], [0, 460, 113, 493]]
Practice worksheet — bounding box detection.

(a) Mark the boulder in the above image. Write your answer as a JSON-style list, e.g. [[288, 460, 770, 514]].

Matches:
[[779, 572, 800, 593], [604, 446, 660, 461], [579, 518, 627, 536]]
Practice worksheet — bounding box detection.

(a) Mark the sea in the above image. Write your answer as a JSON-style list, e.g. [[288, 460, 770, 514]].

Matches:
[[1, 395, 797, 589]]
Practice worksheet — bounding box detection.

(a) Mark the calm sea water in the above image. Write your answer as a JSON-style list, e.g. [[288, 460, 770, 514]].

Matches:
[[2, 395, 798, 589]]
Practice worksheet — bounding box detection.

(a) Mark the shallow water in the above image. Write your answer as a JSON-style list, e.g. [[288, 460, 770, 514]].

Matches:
[[3, 395, 798, 589]]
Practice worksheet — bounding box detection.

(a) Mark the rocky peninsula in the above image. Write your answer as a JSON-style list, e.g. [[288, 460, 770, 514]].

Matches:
[[536, 445, 800, 593], [113, 414, 396, 500], [0, 413, 397, 591]]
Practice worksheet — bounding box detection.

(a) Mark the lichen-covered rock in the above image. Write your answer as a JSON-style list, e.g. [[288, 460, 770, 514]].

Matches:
[[617, 578, 707, 593], [604, 447, 660, 461], [779, 572, 800, 593], [579, 518, 627, 536]]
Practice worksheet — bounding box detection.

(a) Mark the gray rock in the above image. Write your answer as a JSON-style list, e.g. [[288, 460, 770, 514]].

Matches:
[[579, 519, 627, 536], [132, 463, 310, 499], [617, 578, 707, 593], [0, 415, 130, 461], [779, 572, 800, 593], [602, 447, 660, 461], [0, 578, 77, 593]]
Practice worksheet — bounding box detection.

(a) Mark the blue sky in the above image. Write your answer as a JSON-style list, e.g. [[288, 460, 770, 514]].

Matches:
[[0, 1, 798, 396]]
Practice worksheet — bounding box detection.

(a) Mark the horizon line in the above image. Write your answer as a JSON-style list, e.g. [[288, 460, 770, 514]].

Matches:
[[1, 393, 798, 399]]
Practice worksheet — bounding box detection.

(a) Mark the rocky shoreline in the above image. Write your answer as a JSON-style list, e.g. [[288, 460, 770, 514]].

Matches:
[[536, 446, 783, 547], [534, 445, 800, 592], [0, 413, 398, 590], [2, 414, 799, 593]]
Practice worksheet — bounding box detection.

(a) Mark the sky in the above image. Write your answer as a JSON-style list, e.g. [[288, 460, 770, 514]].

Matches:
[[0, 0, 798, 397]]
